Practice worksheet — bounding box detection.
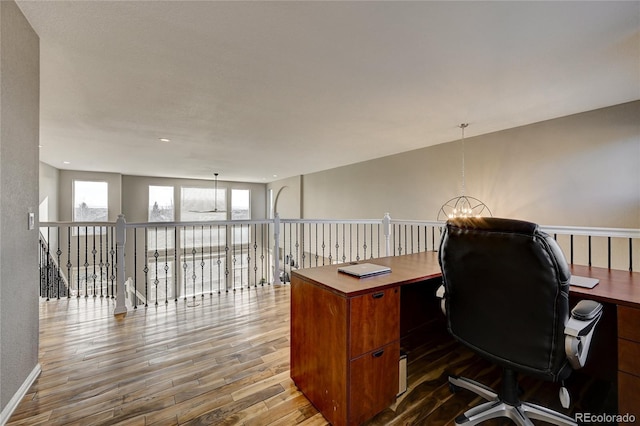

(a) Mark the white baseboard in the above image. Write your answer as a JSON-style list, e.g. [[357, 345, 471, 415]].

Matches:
[[0, 363, 41, 426]]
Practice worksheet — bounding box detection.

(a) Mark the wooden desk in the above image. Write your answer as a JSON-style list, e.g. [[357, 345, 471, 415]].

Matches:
[[290, 253, 640, 425], [568, 265, 640, 418], [290, 252, 441, 426]]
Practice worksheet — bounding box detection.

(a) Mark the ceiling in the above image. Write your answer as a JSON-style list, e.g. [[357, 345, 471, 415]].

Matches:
[[16, 1, 640, 183]]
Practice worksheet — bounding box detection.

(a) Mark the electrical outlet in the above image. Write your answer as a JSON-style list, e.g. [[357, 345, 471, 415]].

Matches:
[[28, 212, 35, 230]]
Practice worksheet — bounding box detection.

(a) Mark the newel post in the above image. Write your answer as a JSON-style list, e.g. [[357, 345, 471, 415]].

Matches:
[[383, 212, 392, 257], [113, 214, 128, 318], [273, 213, 281, 285]]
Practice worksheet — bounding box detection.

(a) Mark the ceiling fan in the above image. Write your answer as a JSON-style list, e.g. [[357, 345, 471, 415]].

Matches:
[[189, 173, 226, 213]]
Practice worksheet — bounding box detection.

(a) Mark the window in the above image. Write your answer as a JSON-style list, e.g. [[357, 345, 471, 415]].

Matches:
[[73, 181, 108, 222], [146, 186, 175, 282], [149, 185, 174, 222], [180, 187, 226, 222], [232, 189, 250, 220]]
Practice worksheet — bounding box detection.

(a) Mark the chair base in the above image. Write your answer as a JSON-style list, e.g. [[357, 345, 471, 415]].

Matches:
[[450, 375, 577, 426]]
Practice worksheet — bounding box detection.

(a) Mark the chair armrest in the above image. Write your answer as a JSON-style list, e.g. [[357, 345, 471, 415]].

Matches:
[[436, 284, 446, 315], [564, 300, 603, 370]]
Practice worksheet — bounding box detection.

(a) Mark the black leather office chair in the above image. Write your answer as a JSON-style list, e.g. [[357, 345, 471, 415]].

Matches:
[[437, 217, 603, 426]]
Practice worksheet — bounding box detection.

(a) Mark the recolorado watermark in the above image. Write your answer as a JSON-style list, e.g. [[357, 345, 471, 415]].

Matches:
[[575, 412, 636, 424]]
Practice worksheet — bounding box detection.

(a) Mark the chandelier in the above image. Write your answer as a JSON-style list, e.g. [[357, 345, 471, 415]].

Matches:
[[437, 124, 492, 221]]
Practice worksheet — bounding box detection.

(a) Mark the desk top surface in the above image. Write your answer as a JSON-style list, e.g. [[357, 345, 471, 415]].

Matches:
[[569, 264, 640, 308], [291, 251, 442, 297], [292, 251, 640, 307]]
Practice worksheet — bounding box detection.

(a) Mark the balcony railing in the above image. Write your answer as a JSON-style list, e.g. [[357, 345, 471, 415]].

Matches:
[[39, 214, 640, 316]]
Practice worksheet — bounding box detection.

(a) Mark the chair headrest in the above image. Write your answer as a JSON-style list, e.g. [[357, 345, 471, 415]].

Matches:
[[447, 217, 538, 236]]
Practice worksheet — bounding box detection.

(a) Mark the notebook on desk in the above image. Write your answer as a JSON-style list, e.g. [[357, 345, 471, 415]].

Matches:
[[338, 263, 391, 278], [569, 275, 599, 289]]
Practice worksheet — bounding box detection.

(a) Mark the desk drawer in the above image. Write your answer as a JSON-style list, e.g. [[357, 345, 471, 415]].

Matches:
[[349, 340, 400, 425], [349, 288, 400, 358], [619, 371, 640, 418], [618, 305, 640, 342], [619, 338, 640, 377]]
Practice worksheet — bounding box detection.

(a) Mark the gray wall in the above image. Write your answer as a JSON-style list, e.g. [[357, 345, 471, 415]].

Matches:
[[268, 175, 302, 219], [39, 162, 59, 222], [270, 101, 639, 229], [0, 0, 40, 415]]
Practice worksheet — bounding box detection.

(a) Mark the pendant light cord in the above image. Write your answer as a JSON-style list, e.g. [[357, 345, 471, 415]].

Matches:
[[459, 123, 468, 195]]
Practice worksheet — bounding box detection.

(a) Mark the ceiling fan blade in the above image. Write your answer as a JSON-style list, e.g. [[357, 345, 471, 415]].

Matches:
[[187, 173, 226, 214]]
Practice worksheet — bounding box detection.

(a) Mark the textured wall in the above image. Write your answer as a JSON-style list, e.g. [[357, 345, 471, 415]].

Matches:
[[0, 0, 40, 413], [299, 101, 640, 228], [39, 162, 59, 222]]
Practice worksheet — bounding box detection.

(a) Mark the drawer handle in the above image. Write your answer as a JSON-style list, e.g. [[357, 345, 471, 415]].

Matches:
[[372, 350, 384, 358], [372, 292, 384, 299]]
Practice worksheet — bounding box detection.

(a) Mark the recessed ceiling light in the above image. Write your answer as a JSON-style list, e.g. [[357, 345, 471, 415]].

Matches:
[[273, 174, 278, 178], [159, 138, 170, 143], [63, 161, 70, 164], [38, 145, 43, 148]]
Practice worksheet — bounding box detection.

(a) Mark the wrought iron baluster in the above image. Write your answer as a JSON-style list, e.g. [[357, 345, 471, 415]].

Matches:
[[225, 224, 230, 292], [406, 224, 410, 254], [154, 226, 159, 306], [363, 224, 368, 260], [133, 229, 137, 309], [342, 223, 346, 263], [295, 223, 300, 272], [608, 237, 612, 269], [355, 223, 360, 261], [328, 224, 333, 265], [301, 223, 307, 268], [91, 227, 97, 297], [183, 226, 188, 300], [104, 228, 108, 298], [174, 227, 178, 302], [56, 228, 62, 298], [77, 226, 81, 297], [431, 226, 435, 252], [201, 225, 205, 297], [244, 224, 250, 288], [570, 234, 574, 265], [252, 224, 258, 287], [259, 224, 265, 286], [588, 236, 592, 267], [411, 225, 415, 254], [321, 223, 326, 266], [99, 230, 104, 297], [110, 227, 116, 299], [253, 224, 258, 287], [144, 228, 149, 307], [44, 229, 50, 300], [232, 224, 237, 291], [349, 223, 353, 262], [217, 225, 223, 293], [315, 223, 319, 266], [629, 238, 633, 272], [165, 226, 169, 303], [191, 226, 197, 299], [209, 225, 213, 294]]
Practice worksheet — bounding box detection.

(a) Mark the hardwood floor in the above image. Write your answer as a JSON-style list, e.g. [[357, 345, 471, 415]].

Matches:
[[8, 285, 614, 425]]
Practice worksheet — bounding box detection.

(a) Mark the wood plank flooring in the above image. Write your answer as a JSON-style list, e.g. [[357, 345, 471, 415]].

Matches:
[[8, 285, 614, 425]]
